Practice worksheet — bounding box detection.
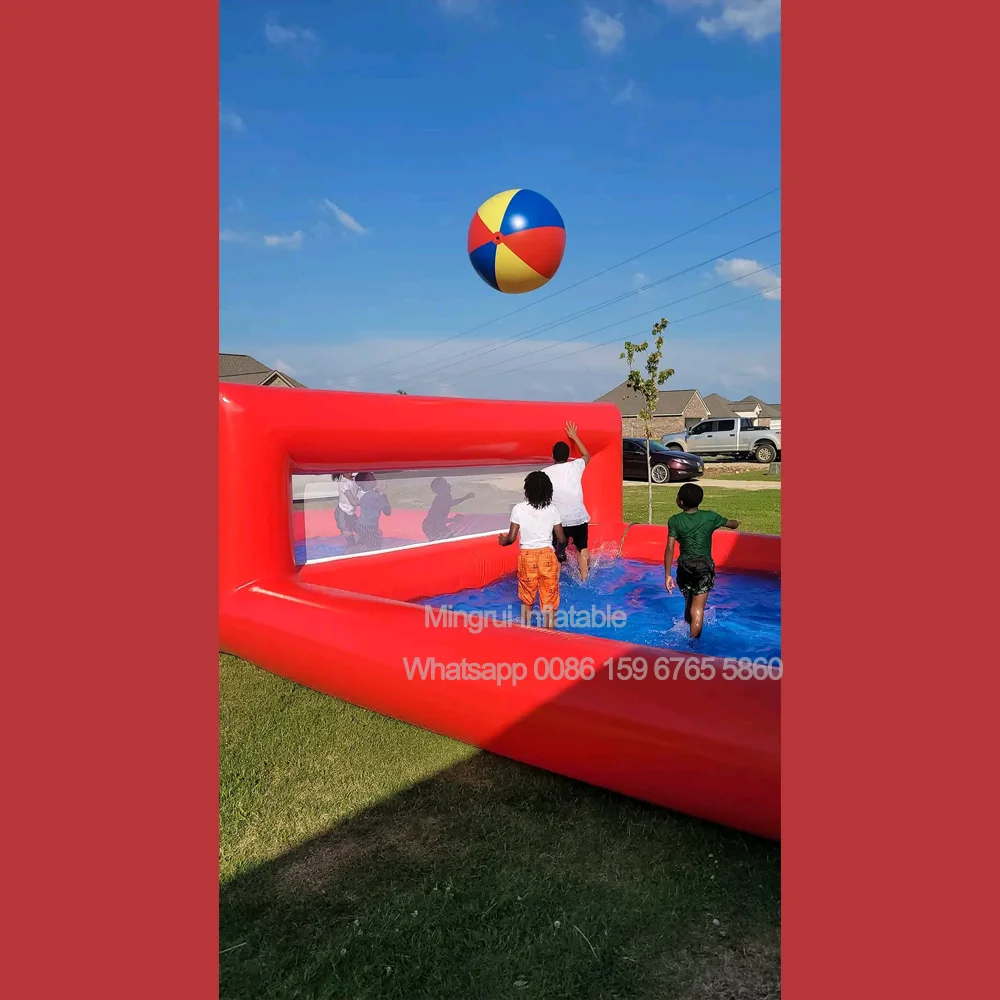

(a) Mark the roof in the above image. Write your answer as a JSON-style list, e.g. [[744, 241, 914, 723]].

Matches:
[[219, 353, 305, 388], [702, 393, 737, 418], [595, 383, 704, 417], [735, 395, 781, 419]]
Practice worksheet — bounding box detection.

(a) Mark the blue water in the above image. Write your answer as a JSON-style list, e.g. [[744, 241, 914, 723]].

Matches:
[[417, 556, 781, 661]]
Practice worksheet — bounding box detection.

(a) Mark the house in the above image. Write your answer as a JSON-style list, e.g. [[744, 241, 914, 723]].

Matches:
[[594, 384, 710, 437], [597, 384, 781, 437], [219, 353, 305, 388], [701, 394, 738, 420], [732, 395, 781, 429], [729, 399, 762, 422]]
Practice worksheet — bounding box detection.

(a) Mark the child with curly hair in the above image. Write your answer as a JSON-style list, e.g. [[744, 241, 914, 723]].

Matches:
[[498, 470, 566, 628]]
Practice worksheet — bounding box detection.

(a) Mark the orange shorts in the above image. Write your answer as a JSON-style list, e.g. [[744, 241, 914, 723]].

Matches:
[[517, 547, 560, 610]]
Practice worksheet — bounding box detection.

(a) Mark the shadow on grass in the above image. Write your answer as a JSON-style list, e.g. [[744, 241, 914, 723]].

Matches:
[[221, 749, 780, 1000], [221, 529, 781, 999]]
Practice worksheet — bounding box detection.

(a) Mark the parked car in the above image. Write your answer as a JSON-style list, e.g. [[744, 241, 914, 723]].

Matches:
[[623, 438, 704, 484], [661, 417, 781, 464]]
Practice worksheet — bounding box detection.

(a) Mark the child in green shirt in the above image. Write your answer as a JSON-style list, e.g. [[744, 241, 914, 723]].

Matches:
[[664, 483, 740, 639]]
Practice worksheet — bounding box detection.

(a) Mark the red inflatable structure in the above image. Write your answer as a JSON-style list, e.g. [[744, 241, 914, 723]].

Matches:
[[219, 384, 781, 840]]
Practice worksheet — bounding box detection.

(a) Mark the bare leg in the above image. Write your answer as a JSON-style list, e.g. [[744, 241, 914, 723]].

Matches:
[[541, 607, 555, 629], [684, 592, 694, 624], [689, 593, 709, 639], [520, 603, 533, 627], [577, 548, 590, 583]]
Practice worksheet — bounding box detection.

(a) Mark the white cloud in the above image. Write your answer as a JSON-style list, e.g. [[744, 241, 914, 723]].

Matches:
[[582, 7, 625, 54], [271, 359, 297, 375], [613, 79, 636, 103], [264, 17, 320, 62], [219, 229, 304, 250], [714, 258, 781, 300], [219, 104, 245, 132], [228, 197, 246, 213], [239, 332, 779, 403], [323, 199, 367, 234], [656, 1, 781, 42], [263, 231, 304, 249], [697, 0, 780, 41], [656, 0, 716, 8], [633, 272, 647, 285], [264, 18, 318, 46]]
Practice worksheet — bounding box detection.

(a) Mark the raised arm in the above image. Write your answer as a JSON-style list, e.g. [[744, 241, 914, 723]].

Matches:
[[565, 420, 590, 465]]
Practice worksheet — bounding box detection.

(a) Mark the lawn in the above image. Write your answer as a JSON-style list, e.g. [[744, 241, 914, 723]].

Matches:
[[623, 484, 781, 534], [703, 468, 781, 482], [220, 485, 782, 1000]]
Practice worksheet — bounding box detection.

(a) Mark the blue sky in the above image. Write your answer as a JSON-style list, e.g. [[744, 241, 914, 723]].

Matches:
[[220, 1, 780, 402]]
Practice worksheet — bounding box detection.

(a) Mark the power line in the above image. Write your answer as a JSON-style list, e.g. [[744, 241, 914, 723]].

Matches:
[[338, 186, 780, 381], [388, 232, 779, 389], [399, 262, 779, 392], [438, 286, 778, 392], [380, 229, 779, 387]]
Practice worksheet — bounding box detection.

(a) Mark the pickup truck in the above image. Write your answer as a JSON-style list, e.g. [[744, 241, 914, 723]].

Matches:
[[661, 417, 781, 464]]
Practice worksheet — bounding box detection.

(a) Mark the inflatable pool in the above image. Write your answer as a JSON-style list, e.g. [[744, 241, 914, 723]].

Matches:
[[219, 384, 781, 839]]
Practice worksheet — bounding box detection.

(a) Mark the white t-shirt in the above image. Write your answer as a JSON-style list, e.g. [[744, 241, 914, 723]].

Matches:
[[542, 458, 589, 527], [338, 478, 359, 514], [510, 502, 562, 550]]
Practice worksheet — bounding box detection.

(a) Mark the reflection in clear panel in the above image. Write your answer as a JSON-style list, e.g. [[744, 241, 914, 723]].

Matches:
[[291, 466, 540, 565]]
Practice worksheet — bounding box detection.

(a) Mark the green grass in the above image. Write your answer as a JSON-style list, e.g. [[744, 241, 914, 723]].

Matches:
[[701, 468, 781, 482], [623, 485, 781, 535], [220, 485, 781, 999]]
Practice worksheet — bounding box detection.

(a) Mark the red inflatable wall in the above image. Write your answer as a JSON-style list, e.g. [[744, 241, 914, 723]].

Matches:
[[219, 383, 781, 840]]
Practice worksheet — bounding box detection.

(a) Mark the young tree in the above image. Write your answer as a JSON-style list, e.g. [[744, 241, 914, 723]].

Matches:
[[620, 318, 675, 524]]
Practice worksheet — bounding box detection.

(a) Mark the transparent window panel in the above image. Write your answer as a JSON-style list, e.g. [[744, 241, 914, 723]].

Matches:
[[291, 466, 538, 565]]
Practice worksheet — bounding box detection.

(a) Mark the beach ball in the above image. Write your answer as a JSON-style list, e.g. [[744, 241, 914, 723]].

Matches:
[[467, 189, 566, 294]]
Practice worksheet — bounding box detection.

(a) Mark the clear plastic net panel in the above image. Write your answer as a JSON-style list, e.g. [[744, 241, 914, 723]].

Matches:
[[291, 466, 539, 565]]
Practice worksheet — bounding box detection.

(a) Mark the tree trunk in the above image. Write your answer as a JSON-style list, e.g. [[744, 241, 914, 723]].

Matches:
[[645, 434, 653, 524]]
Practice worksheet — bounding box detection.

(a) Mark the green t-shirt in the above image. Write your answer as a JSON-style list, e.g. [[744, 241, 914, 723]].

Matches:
[[667, 509, 728, 561]]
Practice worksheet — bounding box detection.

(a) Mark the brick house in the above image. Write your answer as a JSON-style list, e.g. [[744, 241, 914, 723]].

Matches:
[[219, 353, 305, 388], [595, 384, 710, 437]]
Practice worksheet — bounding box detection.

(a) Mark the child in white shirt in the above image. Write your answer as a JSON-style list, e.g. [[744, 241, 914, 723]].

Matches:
[[498, 471, 566, 628], [543, 420, 591, 582], [334, 474, 361, 550]]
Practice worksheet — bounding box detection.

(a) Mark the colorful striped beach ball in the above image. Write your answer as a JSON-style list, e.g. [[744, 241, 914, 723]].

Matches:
[[467, 189, 566, 294]]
